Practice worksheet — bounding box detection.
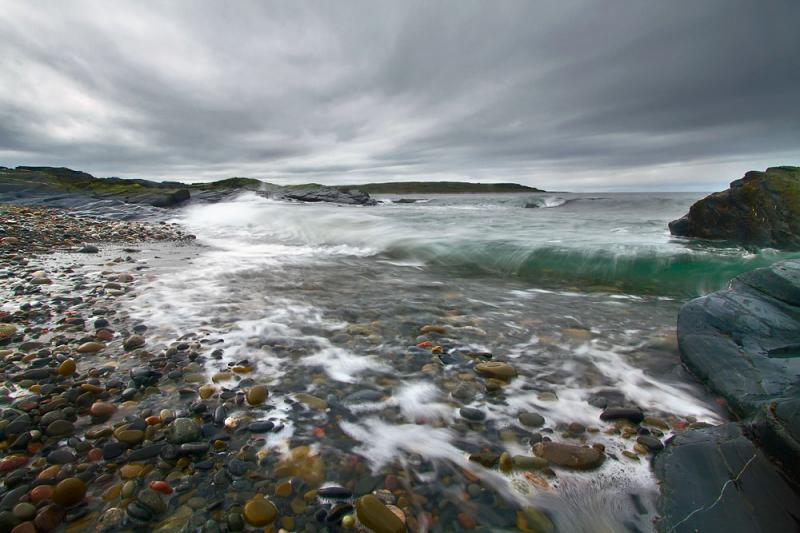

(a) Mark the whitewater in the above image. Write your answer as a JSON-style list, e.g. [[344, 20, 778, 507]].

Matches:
[[125, 191, 798, 531]]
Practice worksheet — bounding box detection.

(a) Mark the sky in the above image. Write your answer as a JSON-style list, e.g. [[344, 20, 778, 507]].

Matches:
[[0, 1, 798, 191]]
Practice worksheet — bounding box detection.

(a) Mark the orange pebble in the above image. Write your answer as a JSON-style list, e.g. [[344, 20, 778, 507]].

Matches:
[[145, 416, 161, 425], [416, 341, 433, 348], [87, 448, 103, 461], [29, 485, 54, 503]]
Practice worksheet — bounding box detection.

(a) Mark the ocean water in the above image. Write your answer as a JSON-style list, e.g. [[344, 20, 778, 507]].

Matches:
[[128, 192, 798, 531]]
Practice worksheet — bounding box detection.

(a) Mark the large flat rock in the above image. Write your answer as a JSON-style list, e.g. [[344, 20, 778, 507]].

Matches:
[[654, 423, 800, 532], [677, 260, 800, 474]]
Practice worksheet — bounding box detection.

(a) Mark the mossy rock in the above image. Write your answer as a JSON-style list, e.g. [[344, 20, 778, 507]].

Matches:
[[670, 166, 800, 248]]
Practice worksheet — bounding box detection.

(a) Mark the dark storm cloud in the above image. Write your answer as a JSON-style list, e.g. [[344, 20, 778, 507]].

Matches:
[[0, 0, 798, 190]]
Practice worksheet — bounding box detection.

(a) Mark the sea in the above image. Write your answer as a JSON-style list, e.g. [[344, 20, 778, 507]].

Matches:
[[125, 191, 799, 531]]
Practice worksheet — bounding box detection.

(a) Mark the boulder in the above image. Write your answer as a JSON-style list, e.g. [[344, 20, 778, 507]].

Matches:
[[669, 166, 800, 248], [654, 423, 800, 532]]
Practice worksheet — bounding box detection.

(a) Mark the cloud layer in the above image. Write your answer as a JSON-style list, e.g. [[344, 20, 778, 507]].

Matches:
[[1, 0, 798, 190]]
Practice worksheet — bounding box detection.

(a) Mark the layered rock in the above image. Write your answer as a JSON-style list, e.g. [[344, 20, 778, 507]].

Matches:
[[656, 259, 800, 530], [669, 166, 800, 248]]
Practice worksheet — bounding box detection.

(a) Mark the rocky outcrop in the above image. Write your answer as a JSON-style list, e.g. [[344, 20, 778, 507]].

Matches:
[[282, 187, 377, 206], [654, 423, 800, 532], [656, 259, 800, 530], [0, 167, 379, 210], [669, 166, 800, 248]]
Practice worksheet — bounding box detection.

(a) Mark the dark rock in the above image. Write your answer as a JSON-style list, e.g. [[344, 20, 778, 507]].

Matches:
[[677, 259, 800, 475], [600, 407, 644, 424], [317, 486, 352, 500], [77, 245, 99, 254], [247, 421, 275, 432], [669, 166, 800, 248], [654, 423, 800, 532], [518, 412, 545, 427], [459, 407, 486, 422], [636, 435, 664, 452], [282, 187, 377, 206], [46, 449, 76, 464]]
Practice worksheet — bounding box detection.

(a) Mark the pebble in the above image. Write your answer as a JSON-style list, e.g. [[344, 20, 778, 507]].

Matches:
[[600, 407, 644, 424], [475, 361, 517, 380], [636, 435, 664, 452], [76, 342, 105, 353], [519, 412, 545, 427], [532, 442, 605, 470], [245, 385, 269, 405], [45, 420, 74, 437], [12, 503, 36, 521], [123, 335, 146, 350], [90, 401, 116, 418], [355, 495, 405, 533], [460, 407, 486, 421], [52, 477, 86, 507], [243, 497, 277, 527], [170, 418, 201, 444], [57, 358, 76, 376], [512, 455, 549, 470], [294, 393, 327, 410]]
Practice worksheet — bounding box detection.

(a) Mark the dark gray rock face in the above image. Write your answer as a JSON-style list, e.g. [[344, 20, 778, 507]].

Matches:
[[677, 260, 800, 463], [282, 187, 377, 206], [660, 259, 800, 531], [654, 423, 800, 532], [669, 166, 800, 248]]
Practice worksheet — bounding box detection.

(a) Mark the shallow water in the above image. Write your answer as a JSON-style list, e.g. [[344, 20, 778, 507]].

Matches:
[[125, 192, 797, 531]]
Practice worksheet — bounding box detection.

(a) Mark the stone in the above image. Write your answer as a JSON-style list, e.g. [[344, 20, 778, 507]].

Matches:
[[57, 358, 76, 376], [475, 361, 517, 380], [294, 393, 327, 410], [243, 497, 277, 527], [76, 342, 104, 353], [245, 385, 268, 405], [90, 401, 116, 418], [600, 407, 644, 424], [469, 451, 499, 467], [459, 407, 486, 421], [45, 419, 74, 437], [137, 488, 166, 514], [518, 412, 545, 427], [198, 384, 215, 399], [52, 478, 86, 507], [115, 429, 144, 445], [532, 442, 604, 470], [637, 435, 664, 452], [78, 245, 99, 253], [12, 503, 36, 521], [0, 324, 17, 337], [511, 455, 549, 470], [34, 504, 65, 531], [355, 495, 405, 533], [123, 335, 145, 351], [420, 325, 447, 334], [169, 418, 201, 444]]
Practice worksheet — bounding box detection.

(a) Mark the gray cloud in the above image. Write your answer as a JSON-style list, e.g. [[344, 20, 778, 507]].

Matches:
[[0, 0, 798, 190]]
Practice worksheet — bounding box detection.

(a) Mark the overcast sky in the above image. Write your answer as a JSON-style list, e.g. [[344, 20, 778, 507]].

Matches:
[[1, 1, 798, 190]]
